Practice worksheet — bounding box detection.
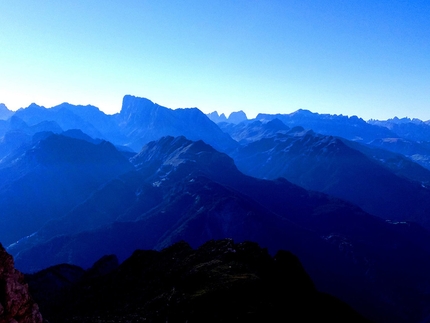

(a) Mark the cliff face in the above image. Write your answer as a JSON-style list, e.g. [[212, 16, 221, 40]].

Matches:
[[0, 244, 43, 323]]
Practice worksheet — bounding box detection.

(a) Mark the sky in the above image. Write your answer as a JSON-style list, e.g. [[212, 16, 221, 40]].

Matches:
[[0, 0, 429, 120]]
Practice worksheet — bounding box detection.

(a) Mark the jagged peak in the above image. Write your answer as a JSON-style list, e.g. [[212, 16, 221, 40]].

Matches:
[[207, 111, 228, 123]]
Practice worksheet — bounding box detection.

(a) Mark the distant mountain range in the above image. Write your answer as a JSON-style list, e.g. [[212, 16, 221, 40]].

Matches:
[[2, 95, 430, 322]]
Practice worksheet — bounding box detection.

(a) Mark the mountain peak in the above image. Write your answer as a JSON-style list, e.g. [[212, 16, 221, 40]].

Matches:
[[27, 103, 45, 110], [0, 103, 14, 120], [227, 110, 247, 124], [207, 111, 228, 123], [131, 135, 238, 181], [120, 95, 156, 114]]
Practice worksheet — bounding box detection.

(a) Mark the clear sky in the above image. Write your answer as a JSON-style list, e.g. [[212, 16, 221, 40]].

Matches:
[[0, 0, 429, 120]]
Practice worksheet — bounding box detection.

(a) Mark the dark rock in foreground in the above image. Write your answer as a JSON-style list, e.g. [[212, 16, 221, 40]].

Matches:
[[26, 239, 369, 323], [0, 243, 43, 323]]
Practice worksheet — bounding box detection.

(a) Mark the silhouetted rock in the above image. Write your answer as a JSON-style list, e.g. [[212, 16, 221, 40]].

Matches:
[[27, 239, 369, 323], [0, 243, 43, 323]]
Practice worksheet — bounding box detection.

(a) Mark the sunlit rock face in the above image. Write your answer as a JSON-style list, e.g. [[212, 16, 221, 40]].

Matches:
[[0, 243, 43, 323]]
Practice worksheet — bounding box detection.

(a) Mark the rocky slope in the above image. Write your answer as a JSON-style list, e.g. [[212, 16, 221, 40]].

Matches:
[[0, 243, 43, 323]]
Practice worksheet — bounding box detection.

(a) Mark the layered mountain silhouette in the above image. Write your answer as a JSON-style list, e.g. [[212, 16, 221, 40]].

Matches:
[[3, 96, 430, 322], [255, 109, 396, 142], [230, 126, 430, 229], [0, 133, 133, 245], [8, 96, 238, 154], [6, 135, 430, 322]]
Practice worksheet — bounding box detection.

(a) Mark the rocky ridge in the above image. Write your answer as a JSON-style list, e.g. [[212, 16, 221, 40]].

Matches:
[[26, 239, 369, 323]]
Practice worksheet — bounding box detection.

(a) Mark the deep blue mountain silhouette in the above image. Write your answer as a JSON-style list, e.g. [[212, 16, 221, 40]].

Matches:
[[256, 109, 396, 142], [367, 137, 430, 170], [219, 118, 289, 144], [0, 133, 133, 245], [9, 135, 430, 322], [254, 110, 430, 171], [14, 103, 105, 140], [4, 97, 430, 322], [231, 126, 430, 229], [25, 239, 370, 323], [11, 96, 238, 153], [115, 95, 238, 152], [341, 138, 430, 184], [370, 117, 430, 142]]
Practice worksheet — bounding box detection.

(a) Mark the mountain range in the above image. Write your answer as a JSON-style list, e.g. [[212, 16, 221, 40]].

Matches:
[[2, 95, 430, 322]]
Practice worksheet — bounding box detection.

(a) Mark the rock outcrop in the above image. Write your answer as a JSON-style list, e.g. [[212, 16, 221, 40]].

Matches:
[[0, 243, 42, 323]]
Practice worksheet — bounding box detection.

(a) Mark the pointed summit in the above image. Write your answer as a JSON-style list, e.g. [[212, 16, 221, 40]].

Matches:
[[207, 111, 227, 123], [0, 103, 13, 120]]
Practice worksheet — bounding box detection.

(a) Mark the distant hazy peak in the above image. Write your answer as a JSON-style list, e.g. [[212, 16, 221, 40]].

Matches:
[[227, 110, 247, 124], [0, 103, 14, 120], [119, 95, 161, 118], [207, 111, 227, 123], [290, 109, 314, 116], [52, 102, 102, 112], [122, 94, 154, 107], [27, 103, 45, 110]]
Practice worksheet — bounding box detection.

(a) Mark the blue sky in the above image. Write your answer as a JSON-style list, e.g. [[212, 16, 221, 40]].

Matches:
[[0, 0, 429, 120]]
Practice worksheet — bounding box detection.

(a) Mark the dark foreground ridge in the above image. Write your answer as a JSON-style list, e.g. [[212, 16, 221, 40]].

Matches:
[[26, 239, 370, 323]]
